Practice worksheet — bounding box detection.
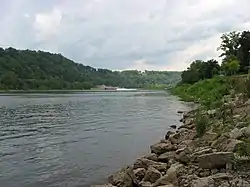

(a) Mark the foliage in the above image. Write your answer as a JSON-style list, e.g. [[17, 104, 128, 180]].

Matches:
[[172, 77, 231, 108], [181, 59, 220, 84], [236, 139, 250, 158], [0, 47, 181, 90], [195, 111, 208, 137], [221, 58, 240, 75], [218, 31, 250, 73], [218, 31, 241, 61]]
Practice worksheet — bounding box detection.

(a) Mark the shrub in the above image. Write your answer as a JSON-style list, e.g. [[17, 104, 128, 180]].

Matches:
[[195, 111, 208, 137]]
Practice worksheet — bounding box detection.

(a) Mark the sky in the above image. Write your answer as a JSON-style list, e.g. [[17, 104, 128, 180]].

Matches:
[[0, 0, 250, 71]]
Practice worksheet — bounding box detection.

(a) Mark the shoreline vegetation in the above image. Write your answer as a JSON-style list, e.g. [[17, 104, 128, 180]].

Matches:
[[93, 30, 250, 186]]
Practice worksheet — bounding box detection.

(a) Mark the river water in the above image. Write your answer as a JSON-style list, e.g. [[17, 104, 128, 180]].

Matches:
[[0, 91, 188, 187]]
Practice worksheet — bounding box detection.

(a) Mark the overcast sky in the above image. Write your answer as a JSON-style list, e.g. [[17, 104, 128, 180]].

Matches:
[[0, 0, 250, 70]]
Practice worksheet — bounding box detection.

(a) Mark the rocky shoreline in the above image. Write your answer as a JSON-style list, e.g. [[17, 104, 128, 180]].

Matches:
[[93, 94, 250, 187]]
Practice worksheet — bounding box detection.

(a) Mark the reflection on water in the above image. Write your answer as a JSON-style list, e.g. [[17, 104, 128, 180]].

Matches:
[[0, 91, 188, 187]]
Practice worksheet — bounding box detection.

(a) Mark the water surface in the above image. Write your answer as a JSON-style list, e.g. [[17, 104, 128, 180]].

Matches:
[[0, 91, 187, 187]]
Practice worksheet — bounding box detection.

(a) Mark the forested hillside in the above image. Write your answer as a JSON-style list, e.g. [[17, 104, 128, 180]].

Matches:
[[0, 47, 180, 90]]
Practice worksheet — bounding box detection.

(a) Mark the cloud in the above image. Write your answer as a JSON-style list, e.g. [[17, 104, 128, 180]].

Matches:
[[0, 0, 249, 70]]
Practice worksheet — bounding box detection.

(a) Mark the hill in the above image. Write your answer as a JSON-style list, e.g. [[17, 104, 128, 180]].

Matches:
[[0, 47, 180, 90]]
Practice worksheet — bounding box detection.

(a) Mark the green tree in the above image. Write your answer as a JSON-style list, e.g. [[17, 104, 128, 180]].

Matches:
[[218, 31, 241, 62], [222, 58, 240, 75]]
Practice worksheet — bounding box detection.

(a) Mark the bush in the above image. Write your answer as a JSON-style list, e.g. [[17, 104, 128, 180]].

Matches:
[[195, 111, 208, 137]]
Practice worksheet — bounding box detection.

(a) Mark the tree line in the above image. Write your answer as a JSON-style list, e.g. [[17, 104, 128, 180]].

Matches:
[[0, 48, 180, 90], [181, 30, 250, 84]]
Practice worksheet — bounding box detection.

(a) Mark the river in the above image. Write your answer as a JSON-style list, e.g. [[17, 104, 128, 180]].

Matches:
[[0, 91, 188, 187]]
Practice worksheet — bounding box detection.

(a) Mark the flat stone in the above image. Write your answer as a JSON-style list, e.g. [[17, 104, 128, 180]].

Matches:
[[210, 173, 233, 180], [150, 142, 177, 155], [191, 177, 215, 187], [143, 153, 159, 161], [158, 151, 176, 162], [133, 158, 167, 171], [198, 152, 233, 169]]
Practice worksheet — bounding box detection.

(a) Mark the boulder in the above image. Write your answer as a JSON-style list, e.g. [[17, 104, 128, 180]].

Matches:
[[143, 153, 159, 162], [191, 147, 213, 161], [133, 158, 168, 172], [224, 139, 243, 152], [229, 128, 243, 139], [158, 151, 176, 163], [184, 117, 194, 126], [150, 142, 177, 155], [134, 168, 146, 181], [241, 125, 250, 138], [154, 163, 183, 186], [175, 148, 191, 164], [108, 166, 138, 187], [142, 166, 162, 183], [198, 152, 233, 169], [191, 177, 215, 187], [165, 131, 175, 140]]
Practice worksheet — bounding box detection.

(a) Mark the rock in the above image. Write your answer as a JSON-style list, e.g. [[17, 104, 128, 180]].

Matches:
[[209, 173, 233, 180], [108, 166, 138, 187], [158, 185, 175, 187], [191, 177, 215, 187], [165, 163, 183, 183], [139, 181, 153, 187], [158, 151, 176, 162], [224, 139, 243, 152], [175, 148, 191, 164], [210, 169, 218, 175], [236, 122, 249, 128], [231, 178, 250, 187], [165, 131, 175, 140], [229, 128, 243, 139], [198, 169, 211, 178], [170, 125, 177, 129], [202, 131, 218, 142], [154, 163, 183, 186], [134, 168, 146, 181], [241, 125, 250, 138], [191, 147, 213, 162], [150, 142, 177, 155], [169, 134, 180, 145], [211, 134, 229, 151], [177, 110, 184, 114], [184, 118, 194, 126], [143, 153, 159, 161], [142, 166, 162, 183], [133, 158, 168, 172], [198, 152, 234, 169]]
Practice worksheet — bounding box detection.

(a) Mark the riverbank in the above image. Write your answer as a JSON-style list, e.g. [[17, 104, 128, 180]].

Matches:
[[93, 77, 250, 187]]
